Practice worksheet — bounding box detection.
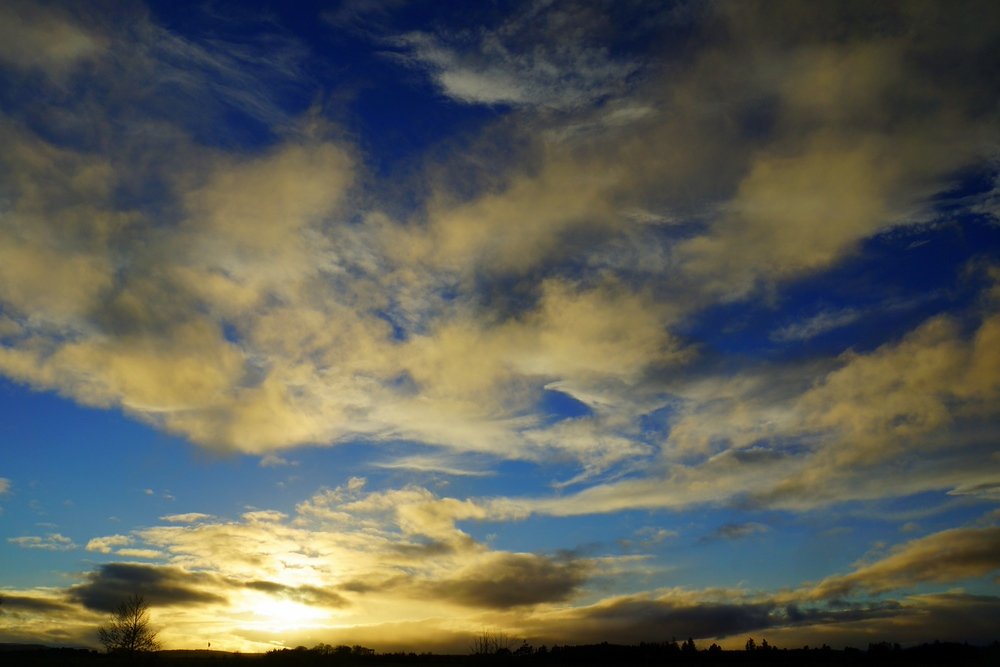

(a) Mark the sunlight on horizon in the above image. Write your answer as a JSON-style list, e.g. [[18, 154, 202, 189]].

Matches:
[[242, 595, 332, 634]]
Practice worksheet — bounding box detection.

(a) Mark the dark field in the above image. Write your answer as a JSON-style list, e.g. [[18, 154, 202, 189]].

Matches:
[[2, 642, 998, 667]]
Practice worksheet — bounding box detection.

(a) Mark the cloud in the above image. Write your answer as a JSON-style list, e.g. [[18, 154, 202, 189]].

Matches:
[[0, 132, 369, 454], [708, 523, 770, 541], [243, 580, 348, 608], [0, 2, 106, 76], [241, 510, 288, 523], [0, 477, 9, 494], [4, 482, 1000, 651], [634, 527, 679, 546], [0, 124, 120, 329], [33, 484, 582, 648], [808, 526, 1000, 600], [259, 454, 298, 468], [85, 534, 131, 554], [672, 1, 998, 299], [373, 454, 493, 477], [67, 563, 227, 612], [762, 593, 1000, 650], [95, 484, 593, 625], [428, 552, 589, 609], [784, 311, 1000, 474], [515, 290, 1000, 518], [676, 135, 930, 298], [389, 2, 646, 110], [115, 549, 164, 559], [161, 513, 213, 524], [0, 14, 998, 644], [8, 533, 76, 551], [0, 594, 75, 614], [0, 0, 994, 505], [0, 5, 377, 458], [526, 591, 777, 645], [770, 308, 862, 343], [948, 481, 1000, 501]]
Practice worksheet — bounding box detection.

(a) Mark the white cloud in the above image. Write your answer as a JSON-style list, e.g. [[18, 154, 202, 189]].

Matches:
[[259, 454, 298, 468], [770, 308, 862, 342], [391, 2, 642, 110], [160, 513, 213, 524], [633, 527, 678, 546], [85, 535, 131, 554], [241, 510, 288, 523], [8, 533, 77, 551], [374, 455, 493, 477], [115, 548, 164, 559]]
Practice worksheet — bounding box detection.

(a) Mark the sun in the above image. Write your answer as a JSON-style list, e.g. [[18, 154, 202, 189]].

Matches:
[[240, 593, 330, 632]]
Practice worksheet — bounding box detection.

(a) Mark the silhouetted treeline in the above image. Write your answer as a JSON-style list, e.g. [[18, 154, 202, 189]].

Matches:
[[0, 640, 998, 666]]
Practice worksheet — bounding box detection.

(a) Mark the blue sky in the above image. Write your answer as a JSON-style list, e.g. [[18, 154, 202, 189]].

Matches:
[[1, 0, 999, 653]]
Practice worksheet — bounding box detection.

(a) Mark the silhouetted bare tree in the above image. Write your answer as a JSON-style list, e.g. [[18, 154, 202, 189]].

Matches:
[[472, 629, 513, 655], [97, 594, 160, 654]]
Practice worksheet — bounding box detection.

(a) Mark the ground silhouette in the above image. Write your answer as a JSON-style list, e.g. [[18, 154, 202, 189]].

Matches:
[[1, 639, 999, 666]]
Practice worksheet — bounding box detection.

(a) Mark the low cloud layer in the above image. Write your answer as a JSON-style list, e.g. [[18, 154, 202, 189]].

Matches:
[[808, 527, 1000, 600], [68, 563, 228, 612], [5, 487, 1000, 651], [429, 552, 589, 609]]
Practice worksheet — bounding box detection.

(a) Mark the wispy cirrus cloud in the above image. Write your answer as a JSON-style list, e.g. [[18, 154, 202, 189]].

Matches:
[[373, 454, 493, 477], [770, 308, 862, 343], [160, 513, 213, 524], [8, 533, 77, 551], [387, 1, 653, 110]]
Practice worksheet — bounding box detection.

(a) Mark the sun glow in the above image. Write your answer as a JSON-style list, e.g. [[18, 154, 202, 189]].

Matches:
[[241, 594, 330, 632]]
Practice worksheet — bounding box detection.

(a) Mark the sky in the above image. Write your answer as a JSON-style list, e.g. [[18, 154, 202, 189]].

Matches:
[[1, 0, 999, 654]]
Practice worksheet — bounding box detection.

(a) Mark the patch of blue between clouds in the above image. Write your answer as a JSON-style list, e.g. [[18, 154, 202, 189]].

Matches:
[[373, 310, 410, 342], [680, 215, 999, 366], [540, 387, 593, 421]]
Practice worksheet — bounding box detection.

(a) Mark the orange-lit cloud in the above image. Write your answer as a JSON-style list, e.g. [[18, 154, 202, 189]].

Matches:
[[808, 526, 1000, 600], [3, 492, 999, 652]]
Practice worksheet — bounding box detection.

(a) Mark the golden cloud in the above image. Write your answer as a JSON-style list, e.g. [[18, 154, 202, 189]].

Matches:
[[808, 526, 1000, 600]]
